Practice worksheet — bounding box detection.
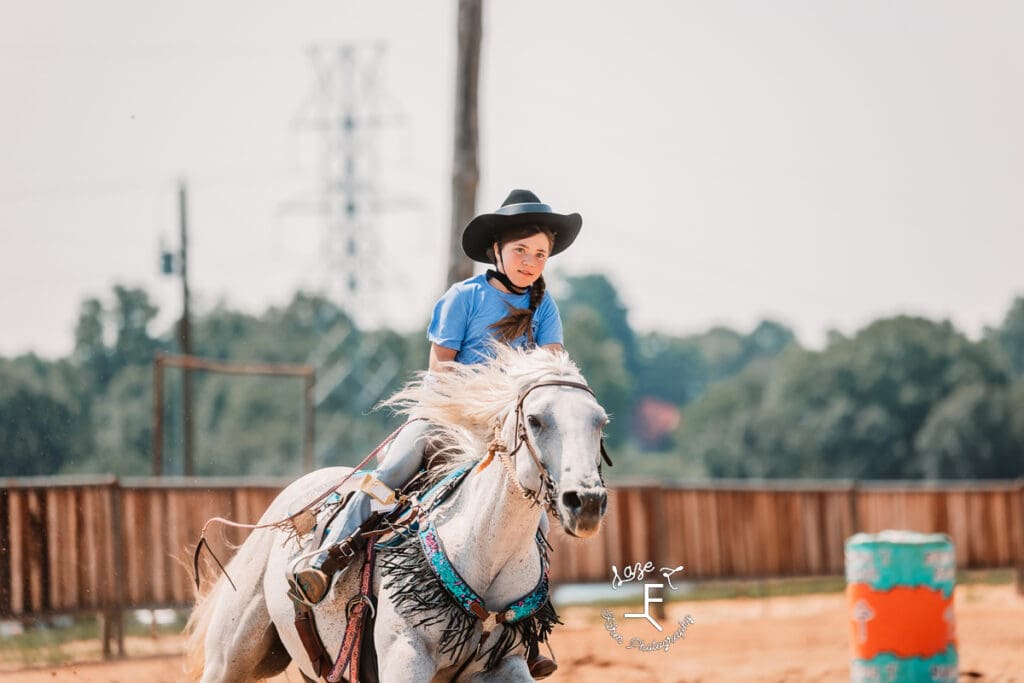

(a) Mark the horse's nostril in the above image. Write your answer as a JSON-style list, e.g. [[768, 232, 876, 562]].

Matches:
[[562, 491, 582, 511], [599, 493, 608, 516]]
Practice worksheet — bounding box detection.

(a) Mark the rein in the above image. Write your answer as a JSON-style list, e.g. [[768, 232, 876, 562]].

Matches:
[[192, 418, 427, 592]]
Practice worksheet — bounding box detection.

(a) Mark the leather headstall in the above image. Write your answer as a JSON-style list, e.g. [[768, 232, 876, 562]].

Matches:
[[507, 379, 608, 511]]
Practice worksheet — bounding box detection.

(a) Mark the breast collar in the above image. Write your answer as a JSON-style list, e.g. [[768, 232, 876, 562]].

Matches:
[[418, 519, 551, 626], [378, 463, 551, 626]]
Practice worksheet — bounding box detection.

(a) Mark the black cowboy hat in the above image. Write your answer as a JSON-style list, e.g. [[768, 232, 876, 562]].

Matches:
[[461, 189, 582, 264]]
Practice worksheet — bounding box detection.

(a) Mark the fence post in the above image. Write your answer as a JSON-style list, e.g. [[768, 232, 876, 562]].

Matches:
[[847, 479, 860, 536], [109, 480, 125, 657], [1016, 480, 1024, 596], [100, 611, 111, 659], [304, 371, 315, 473], [0, 487, 8, 617], [649, 486, 668, 620]]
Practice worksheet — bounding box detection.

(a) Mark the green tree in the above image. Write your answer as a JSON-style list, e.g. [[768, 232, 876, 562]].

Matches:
[[558, 274, 638, 373], [74, 297, 113, 389], [676, 358, 776, 477], [0, 355, 89, 476], [636, 333, 707, 405], [636, 320, 795, 407], [988, 296, 1024, 379], [111, 285, 160, 370], [677, 316, 1016, 479], [915, 384, 1024, 478], [65, 365, 152, 475], [0, 387, 75, 475], [561, 305, 633, 446]]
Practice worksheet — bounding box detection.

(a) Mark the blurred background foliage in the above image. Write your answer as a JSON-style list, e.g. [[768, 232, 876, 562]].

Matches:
[[3, 274, 1023, 482]]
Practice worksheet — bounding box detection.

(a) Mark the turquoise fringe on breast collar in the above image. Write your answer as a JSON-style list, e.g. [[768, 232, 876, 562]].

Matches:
[[376, 461, 561, 670], [419, 520, 550, 625]]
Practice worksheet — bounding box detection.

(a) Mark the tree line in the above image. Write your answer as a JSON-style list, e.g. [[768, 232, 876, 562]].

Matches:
[[2, 276, 1023, 481]]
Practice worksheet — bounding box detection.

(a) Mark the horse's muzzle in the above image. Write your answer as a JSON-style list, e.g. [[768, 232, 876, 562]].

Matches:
[[560, 487, 607, 537]]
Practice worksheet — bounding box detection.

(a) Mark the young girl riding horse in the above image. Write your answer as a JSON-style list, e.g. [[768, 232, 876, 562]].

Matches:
[[294, 188, 582, 677]]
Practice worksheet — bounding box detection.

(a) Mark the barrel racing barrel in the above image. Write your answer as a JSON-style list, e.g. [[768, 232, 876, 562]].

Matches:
[[845, 530, 958, 683]]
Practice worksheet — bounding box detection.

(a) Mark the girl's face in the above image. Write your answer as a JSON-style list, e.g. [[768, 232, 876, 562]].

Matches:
[[493, 232, 552, 289]]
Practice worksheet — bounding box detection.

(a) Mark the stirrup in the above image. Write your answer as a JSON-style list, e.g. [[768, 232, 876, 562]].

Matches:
[[293, 567, 330, 605], [528, 644, 557, 680], [528, 655, 557, 679], [289, 536, 358, 604]]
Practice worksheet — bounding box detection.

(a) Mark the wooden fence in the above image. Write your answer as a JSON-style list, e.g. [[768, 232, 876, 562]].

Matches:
[[0, 476, 284, 618], [548, 480, 1024, 584], [2, 477, 1022, 621]]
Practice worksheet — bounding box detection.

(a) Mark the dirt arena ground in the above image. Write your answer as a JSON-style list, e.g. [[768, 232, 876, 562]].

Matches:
[[2, 582, 1022, 682]]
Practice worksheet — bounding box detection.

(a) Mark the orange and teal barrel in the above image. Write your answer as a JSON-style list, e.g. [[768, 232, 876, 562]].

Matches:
[[845, 530, 958, 683]]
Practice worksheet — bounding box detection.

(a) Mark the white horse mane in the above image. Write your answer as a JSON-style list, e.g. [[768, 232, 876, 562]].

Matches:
[[380, 345, 585, 479]]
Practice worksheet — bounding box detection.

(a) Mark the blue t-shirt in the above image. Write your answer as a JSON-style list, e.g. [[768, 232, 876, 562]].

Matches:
[[427, 273, 563, 365]]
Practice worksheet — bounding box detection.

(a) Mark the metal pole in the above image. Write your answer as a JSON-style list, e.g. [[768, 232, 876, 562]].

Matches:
[[179, 181, 195, 476], [447, 0, 482, 287]]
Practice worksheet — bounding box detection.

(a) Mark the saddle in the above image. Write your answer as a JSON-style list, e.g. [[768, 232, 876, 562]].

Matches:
[[288, 485, 426, 683], [287, 455, 493, 682]]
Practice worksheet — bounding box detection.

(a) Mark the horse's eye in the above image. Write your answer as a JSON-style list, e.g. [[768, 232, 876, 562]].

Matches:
[[527, 415, 543, 430]]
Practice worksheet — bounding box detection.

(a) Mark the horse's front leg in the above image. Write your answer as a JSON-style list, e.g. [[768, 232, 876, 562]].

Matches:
[[375, 632, 437, 682], [373, 595, 440, 683]]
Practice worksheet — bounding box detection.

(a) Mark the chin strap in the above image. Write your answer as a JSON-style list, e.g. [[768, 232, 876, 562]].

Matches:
[[486, 268, 528, 295]]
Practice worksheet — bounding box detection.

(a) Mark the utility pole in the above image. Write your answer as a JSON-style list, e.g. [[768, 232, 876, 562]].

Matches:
[[447, 0, 482, 287], [178, 180, 195, 477]]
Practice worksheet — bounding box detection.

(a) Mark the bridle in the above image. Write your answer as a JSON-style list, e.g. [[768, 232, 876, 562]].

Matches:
[[486, 379, 613, 517]]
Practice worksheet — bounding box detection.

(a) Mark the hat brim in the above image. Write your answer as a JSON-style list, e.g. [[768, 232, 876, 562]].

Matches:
[[462, 211, 582, 263]]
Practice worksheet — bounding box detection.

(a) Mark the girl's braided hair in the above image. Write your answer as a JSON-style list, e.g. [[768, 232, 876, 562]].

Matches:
[[487, 224, 555, 345]]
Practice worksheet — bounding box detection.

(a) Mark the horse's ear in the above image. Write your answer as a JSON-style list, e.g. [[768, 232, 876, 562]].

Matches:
[[600, 439, 613, 467], [193, 534, 237, 592], [193, 537, 206, 591]]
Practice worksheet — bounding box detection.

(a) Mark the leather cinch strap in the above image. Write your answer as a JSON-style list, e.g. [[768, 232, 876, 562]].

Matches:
[[293, 602, 333, 678], [328, 543, 376, 683]]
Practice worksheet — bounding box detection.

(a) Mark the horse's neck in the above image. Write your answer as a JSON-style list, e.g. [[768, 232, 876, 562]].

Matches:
[[434, 453, 543, 604]]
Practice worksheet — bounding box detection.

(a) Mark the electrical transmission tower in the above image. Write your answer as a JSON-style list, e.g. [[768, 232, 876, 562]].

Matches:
[[293, 42, 392, 325], [290, 43, 404, 466]]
